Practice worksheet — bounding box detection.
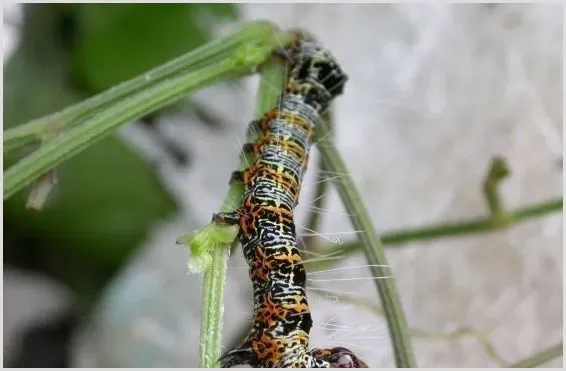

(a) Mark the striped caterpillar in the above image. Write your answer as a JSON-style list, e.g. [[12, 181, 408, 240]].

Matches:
[[213, 36, 368, 368]]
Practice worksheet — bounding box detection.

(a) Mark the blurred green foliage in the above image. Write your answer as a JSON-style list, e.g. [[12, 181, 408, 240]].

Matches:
[[3, 3, 239, 309], [72, 4, 238, 92]]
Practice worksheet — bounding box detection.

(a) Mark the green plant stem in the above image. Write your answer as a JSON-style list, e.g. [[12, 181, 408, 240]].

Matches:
[[200, 239, 232, 368], [302, 157, 329, 248], [315, 198, 562, 264], [316, 123, 416, 367], [199, 55, 289, 368], [3, 20, 281, 156], [5, 61, 233, 200], [302, 111, 334, 249], [509, 342, 563, 368], [197, 183, 244, 367]]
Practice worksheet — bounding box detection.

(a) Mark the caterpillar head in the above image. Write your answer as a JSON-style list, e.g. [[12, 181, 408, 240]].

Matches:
[[287, 41, 348, 113], [311, 347, 369, 368]]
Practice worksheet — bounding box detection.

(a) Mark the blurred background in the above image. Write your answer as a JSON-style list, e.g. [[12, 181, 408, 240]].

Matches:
[[3, 3, 562, 368]]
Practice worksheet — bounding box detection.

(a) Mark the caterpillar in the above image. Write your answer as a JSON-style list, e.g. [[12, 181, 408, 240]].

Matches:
[[212, 36, 368, 368]]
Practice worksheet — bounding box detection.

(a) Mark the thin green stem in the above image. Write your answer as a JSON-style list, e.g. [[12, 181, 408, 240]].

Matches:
[[3, 20, 281, 157], [200, 239, 232, 368], [197, 56, 289, 368], [316, 123, 416, 367], [5, 61, 233, 200], [3, 125, 43, 156], [302, 158, 329, 248], [315, 198, 562, 265], [509, 342, 563, 368], [302, 111, 334, 249]]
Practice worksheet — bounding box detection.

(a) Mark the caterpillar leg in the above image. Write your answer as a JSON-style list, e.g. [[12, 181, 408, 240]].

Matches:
[[230, 165, 258, 186], [271, 32, 302, 63], [247, 110, 282, 140], [211, 211, 239, 225], [229, 170, 246, 185], [263, 108, 281, 126], [241, 142, 255, 156], [246, 119, 263, 139]]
